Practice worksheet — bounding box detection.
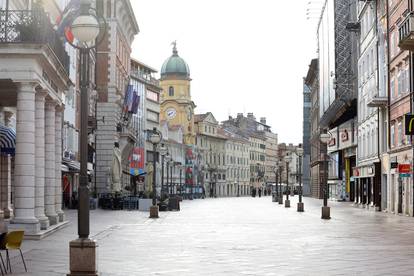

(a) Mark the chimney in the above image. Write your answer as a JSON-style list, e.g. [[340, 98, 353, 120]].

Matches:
[[260, 117, 266, 124], [228, 115, 233, 120], [247, 113, 255, 119], [237, 113, 243, 118]]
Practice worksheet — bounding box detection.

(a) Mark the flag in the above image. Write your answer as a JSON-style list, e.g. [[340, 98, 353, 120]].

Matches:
[[123, 85, 132, 113], [130, 91, 139, 114], [56, 0, 81, 43], [127, 87, 135, 112]]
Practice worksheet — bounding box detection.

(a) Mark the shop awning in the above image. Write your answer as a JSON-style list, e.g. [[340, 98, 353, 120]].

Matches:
[[0, 125, 16, 155], [62, 159, 80, 172], [61, 164, 70, 172]]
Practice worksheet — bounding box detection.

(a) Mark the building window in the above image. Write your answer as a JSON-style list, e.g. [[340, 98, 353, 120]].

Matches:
[[146, 90, 159, 102], [168, 86, 174, 96], [398, 121, 403, 146], [390, 78, 395, 99], [391, 124, 395, 148]]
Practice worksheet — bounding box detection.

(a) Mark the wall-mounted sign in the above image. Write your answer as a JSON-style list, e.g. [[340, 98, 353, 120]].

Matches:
[[353, 168, 359, 176], [367, 166, 374, 175], [328, 137, 336, 147], [390, 162, 398, 169], [341, 129, 349, 142], [398, 164, 411, 174], [404, 114, 414, 135]]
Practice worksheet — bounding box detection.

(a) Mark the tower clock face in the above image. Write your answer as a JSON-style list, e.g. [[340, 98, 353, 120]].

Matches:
[[166, 107, 177, 120]]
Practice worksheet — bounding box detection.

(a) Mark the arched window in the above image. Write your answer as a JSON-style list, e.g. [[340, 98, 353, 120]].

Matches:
[[168, 86, 174, 96]]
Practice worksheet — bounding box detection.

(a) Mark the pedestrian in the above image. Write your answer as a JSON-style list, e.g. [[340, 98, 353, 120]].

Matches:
[[258, 188, 262, 197], [264, 189, 267, 196], [252, 188, 256, 197]]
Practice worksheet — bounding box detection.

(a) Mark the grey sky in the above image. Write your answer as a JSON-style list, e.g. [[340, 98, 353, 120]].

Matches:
[[131, 0, 320, 144]]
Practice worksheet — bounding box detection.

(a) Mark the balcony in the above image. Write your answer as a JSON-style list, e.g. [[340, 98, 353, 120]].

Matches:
[[130, 70, 160, 87], [398, 12, 414, 51], [0, 9, 69, 73], [367, 96, 388, 107]]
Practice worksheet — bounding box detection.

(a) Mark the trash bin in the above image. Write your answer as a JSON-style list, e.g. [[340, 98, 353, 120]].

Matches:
[[168, 196, 180, 211]]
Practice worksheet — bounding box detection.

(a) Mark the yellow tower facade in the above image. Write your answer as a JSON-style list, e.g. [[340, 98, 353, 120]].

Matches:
[[160, 43, 196, 145]]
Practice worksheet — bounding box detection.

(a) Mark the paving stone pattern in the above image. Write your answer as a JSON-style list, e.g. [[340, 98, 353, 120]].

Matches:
[[7, 196, 414, 275]]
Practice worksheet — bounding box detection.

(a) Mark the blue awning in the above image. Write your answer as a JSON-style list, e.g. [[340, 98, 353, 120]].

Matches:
[[0, 125, 16, 155]]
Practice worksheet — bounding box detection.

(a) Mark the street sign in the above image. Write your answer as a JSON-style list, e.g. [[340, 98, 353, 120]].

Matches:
[[398, 164, 411, 174], [405, 114, 414, 135]]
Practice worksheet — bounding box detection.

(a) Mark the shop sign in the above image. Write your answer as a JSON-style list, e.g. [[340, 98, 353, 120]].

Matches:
[[341, 129, 349, 142], [405, 114, 414, 135], [400, 173, 411, 178], [398, 164, 411, 174], [353, 168, 359, 176], [367, 166, 374, 175], [328, 137, 336, 147], [390, 162, 398, 169]]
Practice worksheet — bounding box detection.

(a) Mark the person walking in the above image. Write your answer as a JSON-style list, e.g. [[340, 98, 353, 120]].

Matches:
[[258, 188, 262, 197]]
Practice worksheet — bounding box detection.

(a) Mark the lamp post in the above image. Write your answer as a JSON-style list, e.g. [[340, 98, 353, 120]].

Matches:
[[272, 166, 278, 202], [159, 144, 168, 198], [66, 1, 104, 274], [285, 154, 292, 207], [179, 164, 183, 197], [170, 160, 174, 195], [278, 163, 283, 204], [165, 154, 171, 196], [296, 147, 304, 212], [320, 132, 331, 219], [149, 127, 163, 218]]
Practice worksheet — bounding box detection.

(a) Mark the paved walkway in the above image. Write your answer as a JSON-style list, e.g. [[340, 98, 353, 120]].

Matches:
[[6, 196, 414, 275]]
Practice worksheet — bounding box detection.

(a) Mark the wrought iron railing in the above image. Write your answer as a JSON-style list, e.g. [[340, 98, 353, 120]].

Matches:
[[0, 9, 69, 73]]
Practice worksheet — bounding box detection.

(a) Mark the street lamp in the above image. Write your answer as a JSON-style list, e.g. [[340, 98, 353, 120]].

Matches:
[[320, 132, 331, 219], [66, 1, 105, 275], [149, 127, 163, 218], [296, 147, 304, 212], [159, 144, 168, 197], [278, 160, 284, 204], [284, 154, 292, 208], [164, 153, 171, 196]]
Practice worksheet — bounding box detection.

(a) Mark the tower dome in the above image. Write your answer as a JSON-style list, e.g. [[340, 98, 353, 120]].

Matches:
[[161, 42, 190, 78]]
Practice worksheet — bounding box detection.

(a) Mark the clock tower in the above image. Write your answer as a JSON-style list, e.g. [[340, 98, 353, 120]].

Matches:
[[160, 42, 196, 145]]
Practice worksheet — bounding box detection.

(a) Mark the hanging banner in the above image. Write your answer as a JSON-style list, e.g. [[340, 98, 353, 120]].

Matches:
[[129, 147, 145, 176]]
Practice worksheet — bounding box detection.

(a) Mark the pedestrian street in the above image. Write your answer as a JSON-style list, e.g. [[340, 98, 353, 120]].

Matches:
[[7, 196, 414, 275]]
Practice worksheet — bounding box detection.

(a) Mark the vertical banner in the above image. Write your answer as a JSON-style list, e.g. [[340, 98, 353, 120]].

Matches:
[[185, 146, 194, 185], [129, 147, 145, 176]]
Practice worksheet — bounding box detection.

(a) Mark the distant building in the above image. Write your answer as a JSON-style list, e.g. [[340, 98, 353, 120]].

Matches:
[[95, 0, 139, 194], [302, 80, 311, 196]]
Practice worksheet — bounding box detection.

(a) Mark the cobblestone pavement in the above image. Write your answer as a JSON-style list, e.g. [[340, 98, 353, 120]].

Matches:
[[6, 196, 414, 275]]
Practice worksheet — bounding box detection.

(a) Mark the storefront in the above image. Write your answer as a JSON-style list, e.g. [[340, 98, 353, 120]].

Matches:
[[388, 152, 413, 216], [327, 120, 357, 202], [353, 163, 381, 210]]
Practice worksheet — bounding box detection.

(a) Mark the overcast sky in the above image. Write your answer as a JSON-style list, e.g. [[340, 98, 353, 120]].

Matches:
[[131, 0, 322, 144]]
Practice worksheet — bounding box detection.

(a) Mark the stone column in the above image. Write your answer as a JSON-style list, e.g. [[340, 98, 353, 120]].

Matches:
[[55, 105, 64, 222], [35, 91, 49, 229], [10, 82, 40, 234], [1, 111, 14, 219], [45, 99, 58, 225]]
